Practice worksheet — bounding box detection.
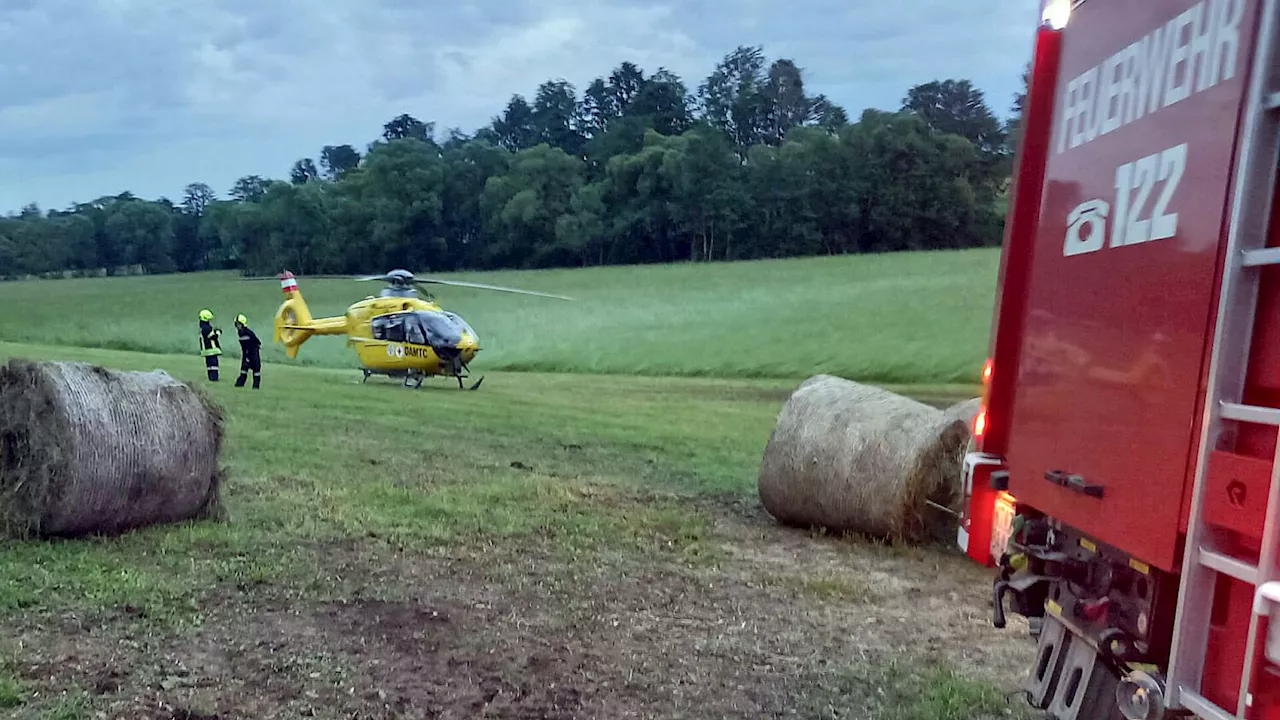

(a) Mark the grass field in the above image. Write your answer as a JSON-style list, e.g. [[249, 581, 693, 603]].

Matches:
[[0, 251, 1034, 719], [0, 248, 1000, 384]]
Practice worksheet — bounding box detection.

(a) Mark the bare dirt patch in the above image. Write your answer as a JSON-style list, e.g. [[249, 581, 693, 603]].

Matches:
[[0, 501, 1033, 719]]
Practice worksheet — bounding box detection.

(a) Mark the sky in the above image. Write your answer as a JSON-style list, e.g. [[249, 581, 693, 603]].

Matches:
[[0, 0, 1040, 214]]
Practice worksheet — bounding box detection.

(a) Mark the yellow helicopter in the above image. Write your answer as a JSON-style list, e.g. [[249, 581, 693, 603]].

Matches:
[[267, 269, 572, 389]]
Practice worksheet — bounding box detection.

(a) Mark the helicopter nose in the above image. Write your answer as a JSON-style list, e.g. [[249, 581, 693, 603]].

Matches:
[[458, 332, 479, 351]]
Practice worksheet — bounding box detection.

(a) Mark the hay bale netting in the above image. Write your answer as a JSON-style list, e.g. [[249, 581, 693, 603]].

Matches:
[[757, 374, 971, 543], [0, 358, 225, 538]]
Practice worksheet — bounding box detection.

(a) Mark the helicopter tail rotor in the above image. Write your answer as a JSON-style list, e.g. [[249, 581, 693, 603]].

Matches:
[[272, 272, 347, 357], [275, 299, 314, 358]]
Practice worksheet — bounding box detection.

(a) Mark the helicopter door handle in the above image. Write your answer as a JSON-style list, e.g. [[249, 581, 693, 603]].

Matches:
[[1044, 470, 1105, 499]]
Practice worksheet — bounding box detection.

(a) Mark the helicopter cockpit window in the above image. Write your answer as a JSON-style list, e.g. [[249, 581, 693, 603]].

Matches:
[[372, 314, 407, 342], [405, 316, 427, 345], [443, 311, 478, 344], [413, 311, 464, 347]]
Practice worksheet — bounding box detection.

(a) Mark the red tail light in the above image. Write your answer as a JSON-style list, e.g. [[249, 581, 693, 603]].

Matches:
[[975, 358, 993, 442], [1040, 0, 1071, 29]]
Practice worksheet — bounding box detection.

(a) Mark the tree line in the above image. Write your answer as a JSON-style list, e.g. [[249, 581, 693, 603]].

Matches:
[[0, 46, 1027, 280]]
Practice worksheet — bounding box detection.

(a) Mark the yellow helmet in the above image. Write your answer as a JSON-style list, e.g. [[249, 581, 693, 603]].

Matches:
[[199, 309, 213, 322], [235, 314, 248, 326]]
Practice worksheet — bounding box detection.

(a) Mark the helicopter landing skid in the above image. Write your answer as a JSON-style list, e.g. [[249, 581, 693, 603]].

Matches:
[[358, 366, 480, 390], [447, 357, 483, 391]]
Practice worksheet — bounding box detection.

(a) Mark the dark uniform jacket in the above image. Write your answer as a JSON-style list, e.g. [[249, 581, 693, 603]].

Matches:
[[238, 325, 261, 364], [199, 321, 222, 356]]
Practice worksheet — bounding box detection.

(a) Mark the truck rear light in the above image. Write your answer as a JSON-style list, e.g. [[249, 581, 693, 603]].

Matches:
[[990, 490, 1017, 561], [975, 358, 993, 443], [1040, 0, 1071, 29], [959, 453, 1011, 566]]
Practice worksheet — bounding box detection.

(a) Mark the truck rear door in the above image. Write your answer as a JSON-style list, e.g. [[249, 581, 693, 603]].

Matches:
[[1005, 0, 1264, 571]]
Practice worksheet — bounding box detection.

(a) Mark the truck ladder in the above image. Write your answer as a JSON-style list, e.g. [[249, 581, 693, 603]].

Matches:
[[1167, 0, 1280, 716]]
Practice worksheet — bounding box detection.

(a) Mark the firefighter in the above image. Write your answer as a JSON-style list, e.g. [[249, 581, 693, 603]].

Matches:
[[198, 309, 222, 381], [233, 313, 262, 389]]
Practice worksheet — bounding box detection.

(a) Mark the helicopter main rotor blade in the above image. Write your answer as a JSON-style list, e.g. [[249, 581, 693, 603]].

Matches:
[[239, 270, 572, 300], [239, 273, 362, 281], [411, 276, 574, 300]]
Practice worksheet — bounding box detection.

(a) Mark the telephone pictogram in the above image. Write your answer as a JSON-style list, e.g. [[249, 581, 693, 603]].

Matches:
[[1063, 199, 1110, 257]]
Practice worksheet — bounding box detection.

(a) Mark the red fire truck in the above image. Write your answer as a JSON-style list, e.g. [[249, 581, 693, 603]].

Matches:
[[955, 0, 1279, 717]]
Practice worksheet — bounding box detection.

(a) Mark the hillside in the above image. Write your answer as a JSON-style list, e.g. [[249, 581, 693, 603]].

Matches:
[[0, 248, 1000, 384], [0, 248, 1020, 718]]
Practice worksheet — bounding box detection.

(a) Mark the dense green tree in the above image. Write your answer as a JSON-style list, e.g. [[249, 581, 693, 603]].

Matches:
[[759, 59, 810, 145], [663, 125, 746, 261], [808, 95, 849, 129], [698, 47, 844, 155], [382, 113, 434, 143], [491, 96, 539, 153], [54, 214, 98, 271], [902, 79, 1012, 199], [843, 109, 997, 253], [902, 79, 1006, 154], [532, 80, 586, 156], [181, 183, 216, 216], [0, 45, 1016, 281], [230, 175, 270, 202], [699, 46, 769, 154], [368, 138, 448, 270], [1005, 65, 1031, 152], [290, 158, 320, 185], [105, 200, 176, 273], [0, 232, 16, 279], [580, 78, 617, 137], [608, 62, 646, 113], [320, 144, 362, 181], [481, 143, 583, 268], [173, 182, 216, 271], [629, 69, 693, 137], [441, 138, 511, 268]]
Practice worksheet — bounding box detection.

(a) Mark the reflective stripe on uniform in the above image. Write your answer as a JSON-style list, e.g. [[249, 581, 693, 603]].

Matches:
[[199, 328, 222, 356]]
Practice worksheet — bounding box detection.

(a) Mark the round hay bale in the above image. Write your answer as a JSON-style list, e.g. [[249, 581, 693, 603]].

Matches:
[[939, 396, 982, 495], [941, 397, 981, 433], [0, 358, 226, 538], [757, 374, 970, 543]]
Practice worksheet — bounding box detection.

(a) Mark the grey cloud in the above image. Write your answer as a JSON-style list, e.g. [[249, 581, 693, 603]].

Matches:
[[0, 0, 1035, 212]]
